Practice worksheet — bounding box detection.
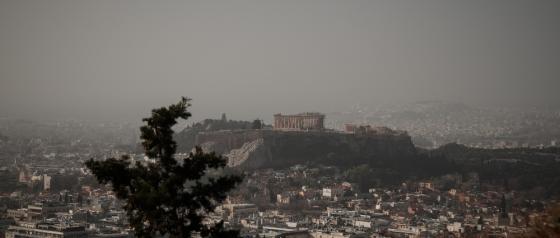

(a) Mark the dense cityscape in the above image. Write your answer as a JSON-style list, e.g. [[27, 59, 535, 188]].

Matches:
[[0, 104, 559, 237]]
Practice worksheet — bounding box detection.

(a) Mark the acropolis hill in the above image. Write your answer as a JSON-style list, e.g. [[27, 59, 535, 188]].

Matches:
[[175, 113, 417, 169]]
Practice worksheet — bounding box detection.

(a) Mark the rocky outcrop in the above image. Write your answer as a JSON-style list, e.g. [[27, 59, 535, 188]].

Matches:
[[195, 130, 264, 154], [179, 129, 417, 169], [175, 118, 255, 152], [256, 130, 416, 168], [224, 138, 265, 167]]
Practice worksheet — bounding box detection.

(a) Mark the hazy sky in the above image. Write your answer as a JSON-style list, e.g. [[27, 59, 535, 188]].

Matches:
[[1, 0, 559, 122]]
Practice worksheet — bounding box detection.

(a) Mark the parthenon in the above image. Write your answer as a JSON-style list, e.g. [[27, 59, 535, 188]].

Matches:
[[273, 113, 325, 131]]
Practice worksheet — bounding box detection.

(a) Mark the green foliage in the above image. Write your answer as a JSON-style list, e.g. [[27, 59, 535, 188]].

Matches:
[[428, 143, 560, 197], [344, 164, 377, 192], [251, 119, 262, 130], [51, 173, 79, 191], [86, 97, 243, 238]]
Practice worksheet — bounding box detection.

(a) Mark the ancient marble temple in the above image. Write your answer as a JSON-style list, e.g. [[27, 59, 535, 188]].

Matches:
[[273, 113, 325, 131]]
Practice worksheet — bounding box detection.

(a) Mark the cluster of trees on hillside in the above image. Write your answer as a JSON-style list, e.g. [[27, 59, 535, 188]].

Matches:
[[344, 143, 560, 198], [343, 153, 457, 192], [430, 143, 560, 197]]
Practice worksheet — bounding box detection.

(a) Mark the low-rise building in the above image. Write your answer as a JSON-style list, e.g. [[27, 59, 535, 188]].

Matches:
[[6, 222, 87, 238]]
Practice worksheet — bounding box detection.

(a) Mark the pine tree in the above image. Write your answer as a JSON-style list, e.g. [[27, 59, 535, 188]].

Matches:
[[86, 97, 243, 237]]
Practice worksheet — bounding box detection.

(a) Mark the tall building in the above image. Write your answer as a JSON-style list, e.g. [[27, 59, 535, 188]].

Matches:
[[273, 113, 325, 131]]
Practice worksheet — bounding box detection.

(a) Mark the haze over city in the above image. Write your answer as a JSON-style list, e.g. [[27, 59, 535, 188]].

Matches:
[[1, 0, 559, 122], [3, 1, 560, 238]]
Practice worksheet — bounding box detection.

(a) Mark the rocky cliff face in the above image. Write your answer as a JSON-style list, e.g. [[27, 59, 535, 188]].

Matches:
[[175, 118, 254, 152], [181, 129, 417, 169], [224, 138, 265, 167]]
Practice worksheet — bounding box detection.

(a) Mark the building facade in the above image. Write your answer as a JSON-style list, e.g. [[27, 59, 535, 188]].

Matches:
[[273, 113, 325, 131], [5, 222, 87, 238]]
